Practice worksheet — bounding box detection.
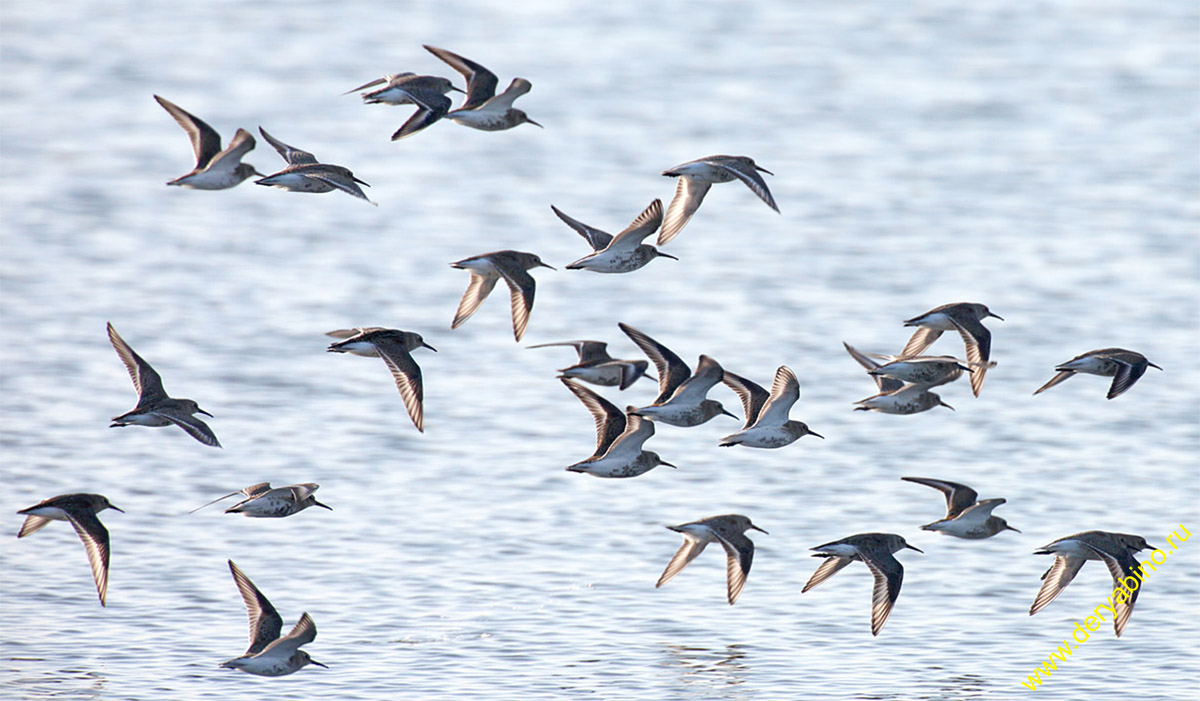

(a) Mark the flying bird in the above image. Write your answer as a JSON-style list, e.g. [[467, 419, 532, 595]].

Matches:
[[656, 514, 767, 605], [221, 560, 328, 676], [555, 199, 677, 273], [658, 155, 779, 245], [16, 493, 123, 606], [450, 250, 554, 342], [326, 327, 436, 431], [154, 95, 261, 189], [107, 322, 220, 447], [1033, 348, 1161, 399], [256, 127, 376, 205]]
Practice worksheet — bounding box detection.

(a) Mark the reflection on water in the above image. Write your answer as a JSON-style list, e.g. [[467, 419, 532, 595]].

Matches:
[[661, 643, 749, 692]]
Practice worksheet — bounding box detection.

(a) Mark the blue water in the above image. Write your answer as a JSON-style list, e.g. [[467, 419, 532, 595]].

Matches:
[[2, 0, 1197, 698]]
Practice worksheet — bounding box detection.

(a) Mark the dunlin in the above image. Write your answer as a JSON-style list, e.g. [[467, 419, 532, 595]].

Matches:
[[562, 379, 674, 478], [154, 95, 261, 189], [425, 45, 541, 132], [901, 477, 1019, 539], [326, 327, 436, 431], [901, 303, 1002, 397], [1030, 531, 1156, 637], [344, 72, 461, 105], [450, 250, 554, 342], [844, 343, 953, 415], [656, 514, 766, 605], [345, 72, 463, 141], [221, 560, 327, 676], [107, 322, 220, 447], [256, 127, 376, 205], [528, 340, 652, 390], [189, 483, 331, 518], [555, 199, 677, 273], [619, 323, 736, 427], [658, 155, 779, 245], [17, 493, 123, 606], [719, 366, 823, 448], [1033, 348, 1161, 400], [802, 533, 922, 636], [864, 354, 977, 389]]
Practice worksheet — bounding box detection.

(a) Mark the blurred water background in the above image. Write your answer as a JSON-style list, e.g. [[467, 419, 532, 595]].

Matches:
[[1, 0, 1197, 698]]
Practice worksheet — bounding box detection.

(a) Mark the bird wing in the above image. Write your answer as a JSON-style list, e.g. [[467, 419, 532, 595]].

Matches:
[[451, 270, 500, 330], [714, 529, 755, 605], [1033, 369, 1075, 395], [949, 316, 992, 397], [497, 264, 537, 342], [801, 555, 853, 593], [153, 409, 221, 448], [656, 531, 709, 589], [107, 322, 166, 402], [843, 342, 904, 392], [603, 411, 656, 459], [372, 336, 426, 432], [669, 354, 724, 403], [858, 543, 905, 636], [658, 178, 711, 245], [1107, 358, 1147, 400], [618, 323, 691, 404], [1083, 542, 1141, 636], [607, 199, 664, 250], [188, 483, 270, 514], [390, 91, 451, 141], [228, 560, 283, 656], [561, 378, 625, 457], [720, 369, 769, 429], [754, 365, 799, 428], [154, 95, 222, 169], [257, 127, 318, 165], [66, 508, 112, 606], [482, 77, 532, 111], [424, 45, 498, 110], [1029, 555, 1086, 615], [900, 327, 943, 359], [551, 205, 612, 251], [261, 612, 318, 657], [18, 515, 54, 538], [900, 476, 978, 518], [302, 167, 374, 203], [710, 160, 778, 212], [205, 128, 257, 174]]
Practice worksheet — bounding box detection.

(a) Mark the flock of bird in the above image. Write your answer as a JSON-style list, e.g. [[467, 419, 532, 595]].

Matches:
[[15, 43, 1168, 677]]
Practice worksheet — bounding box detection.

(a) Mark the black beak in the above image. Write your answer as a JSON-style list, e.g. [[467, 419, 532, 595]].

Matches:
[[309, 659, 329, 669], [527, 118, 544, 128], [755, 165, 774, 175], [660, 461, 677, 469], [110, 505, 125, 513], [353, 176, 371, 187], [539, 262, 556, 270], [314, 500, 333, 511], [989, 312, 1004, 321], [1148, 362, 1163, 371], [656, 250, 679, 260], [450, 85, 466, 93], [1006, 525, 1021, 533], [808, 431, 825, 439], [721, 408, 738, 419], [197, 408, 214, 417], [750, 525, 769, 534], [422, 342, 438, 352], [906, 544, 924, 553]]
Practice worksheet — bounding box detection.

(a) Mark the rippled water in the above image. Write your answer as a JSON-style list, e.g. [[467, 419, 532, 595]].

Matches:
[[2, 0, 1197, 699]]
